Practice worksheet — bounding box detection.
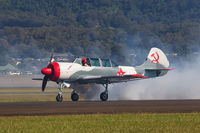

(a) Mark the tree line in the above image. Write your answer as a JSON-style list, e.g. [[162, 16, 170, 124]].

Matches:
[[0, 0, 200, 65]]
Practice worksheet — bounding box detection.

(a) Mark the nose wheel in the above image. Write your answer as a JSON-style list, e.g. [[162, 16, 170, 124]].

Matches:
[[71, 91, 79, 101]]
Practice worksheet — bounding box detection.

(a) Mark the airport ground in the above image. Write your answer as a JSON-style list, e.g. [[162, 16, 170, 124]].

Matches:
[[0, 113, 200, 133], [0, 88, 72, 102], [0, 76, 200, 133], [0, 87, 200, 132]]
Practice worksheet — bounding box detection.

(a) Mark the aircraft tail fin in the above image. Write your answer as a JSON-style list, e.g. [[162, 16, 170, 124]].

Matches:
[[137, 47, 171, 77]]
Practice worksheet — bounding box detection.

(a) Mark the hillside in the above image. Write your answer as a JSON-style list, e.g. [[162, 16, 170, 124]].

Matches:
[[0, 0, 200, 65]]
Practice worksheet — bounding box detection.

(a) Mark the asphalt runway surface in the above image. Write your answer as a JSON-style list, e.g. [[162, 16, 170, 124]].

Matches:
[[1, 99, 200, 116]]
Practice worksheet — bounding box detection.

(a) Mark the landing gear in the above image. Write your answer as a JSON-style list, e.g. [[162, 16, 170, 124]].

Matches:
[[56, 93, 63, 102], [100, 83, 109, 101], [56, 82, 70, 102], [100, 91, 108, 101], [71, 91, 79, 101]]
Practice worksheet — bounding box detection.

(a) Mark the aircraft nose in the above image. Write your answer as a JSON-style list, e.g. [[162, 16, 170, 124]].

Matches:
[[41, 68, 52, 75]]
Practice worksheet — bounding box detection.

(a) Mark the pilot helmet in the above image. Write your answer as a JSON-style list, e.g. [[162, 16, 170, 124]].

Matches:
[[82, 58, 87, 64]]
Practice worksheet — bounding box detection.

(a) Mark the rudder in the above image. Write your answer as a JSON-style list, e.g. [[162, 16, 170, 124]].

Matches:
[[136, 47, 170, 77], [142, 47, 169, 69]]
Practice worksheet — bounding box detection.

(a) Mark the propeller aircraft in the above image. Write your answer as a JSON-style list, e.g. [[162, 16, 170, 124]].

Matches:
[[33, 47, 172, 102]]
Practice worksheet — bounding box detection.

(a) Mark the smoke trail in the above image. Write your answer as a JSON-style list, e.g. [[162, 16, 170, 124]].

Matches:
[[108, 55, 200, 100], [72, 83, 103, 100]]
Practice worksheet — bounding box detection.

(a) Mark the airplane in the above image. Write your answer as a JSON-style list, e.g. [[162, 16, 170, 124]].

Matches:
[[33, 47, 172, 102]]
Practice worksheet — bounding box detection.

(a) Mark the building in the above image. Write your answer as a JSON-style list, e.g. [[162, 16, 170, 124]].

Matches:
[[0, 64, 20, 75]]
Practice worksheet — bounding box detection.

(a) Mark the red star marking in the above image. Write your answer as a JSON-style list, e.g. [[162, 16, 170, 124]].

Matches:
[[117, 68, 126, 76]]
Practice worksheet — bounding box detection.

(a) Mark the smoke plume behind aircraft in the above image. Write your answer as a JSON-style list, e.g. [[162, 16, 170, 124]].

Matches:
[[107, 55, 200, 100]]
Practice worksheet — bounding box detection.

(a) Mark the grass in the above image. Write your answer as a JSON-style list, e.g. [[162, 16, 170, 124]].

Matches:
[[0, 88, 57, 93], [0, 88, 74, 102], [0, 94, 70, 102], [0, 113, 200, 133]]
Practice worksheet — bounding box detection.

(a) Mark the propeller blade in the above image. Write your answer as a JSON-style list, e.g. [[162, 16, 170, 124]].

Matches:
[[42, 75, 48, 91], [49, 50, 54, 63]]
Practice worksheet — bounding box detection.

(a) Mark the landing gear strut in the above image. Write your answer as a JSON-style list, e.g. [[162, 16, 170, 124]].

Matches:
[[56, 82, 70, 102], [71, 91, 79, 101], [100, 83, 109, 101]]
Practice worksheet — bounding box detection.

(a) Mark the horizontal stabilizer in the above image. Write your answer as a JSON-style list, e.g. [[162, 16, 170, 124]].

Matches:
[[145, 68, 175, 71]]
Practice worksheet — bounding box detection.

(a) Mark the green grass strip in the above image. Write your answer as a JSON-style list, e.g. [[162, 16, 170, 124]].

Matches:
[[0, 113, 200, 133]]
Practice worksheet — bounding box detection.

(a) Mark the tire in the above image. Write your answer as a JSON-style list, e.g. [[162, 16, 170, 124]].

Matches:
[[100, 92, 108, 101], [56, 94, 63, 102], [71, 92, 79, 101]]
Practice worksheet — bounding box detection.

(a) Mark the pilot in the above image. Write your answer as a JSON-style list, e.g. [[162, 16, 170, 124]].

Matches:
[[82, 58, 90, 66]]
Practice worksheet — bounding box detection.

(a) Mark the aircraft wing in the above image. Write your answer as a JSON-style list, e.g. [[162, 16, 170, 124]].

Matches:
[[75, 74, 148, 84], [32, 78, 43, 80]]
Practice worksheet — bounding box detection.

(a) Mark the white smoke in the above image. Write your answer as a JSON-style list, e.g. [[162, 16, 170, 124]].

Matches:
[[108, 55, 200, 100]]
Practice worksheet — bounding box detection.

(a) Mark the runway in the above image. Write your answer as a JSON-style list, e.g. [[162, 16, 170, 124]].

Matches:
[[1, 99, 200, 116]]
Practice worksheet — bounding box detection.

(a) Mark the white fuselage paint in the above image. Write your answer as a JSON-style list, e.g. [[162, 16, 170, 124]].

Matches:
[[57, 62, 138, 81], [118, 66, 137, 75]]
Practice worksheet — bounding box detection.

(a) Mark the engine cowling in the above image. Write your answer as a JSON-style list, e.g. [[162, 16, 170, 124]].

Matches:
[[41, 62, 60, 81]]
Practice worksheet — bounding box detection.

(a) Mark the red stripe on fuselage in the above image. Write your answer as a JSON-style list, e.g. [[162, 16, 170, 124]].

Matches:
[[131, 74, 148, 78]]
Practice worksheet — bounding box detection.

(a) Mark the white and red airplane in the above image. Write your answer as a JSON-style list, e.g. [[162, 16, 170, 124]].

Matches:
[[33, 47, 172, 102]]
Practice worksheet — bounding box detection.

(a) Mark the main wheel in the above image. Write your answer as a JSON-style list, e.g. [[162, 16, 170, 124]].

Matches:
[[71, 92, 79, 101], [56, 94, 63, 102], [100, 92, 108, 101]]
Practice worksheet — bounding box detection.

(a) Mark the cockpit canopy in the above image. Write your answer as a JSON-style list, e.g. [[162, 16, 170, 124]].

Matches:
[[73, 57, 118, 67]]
